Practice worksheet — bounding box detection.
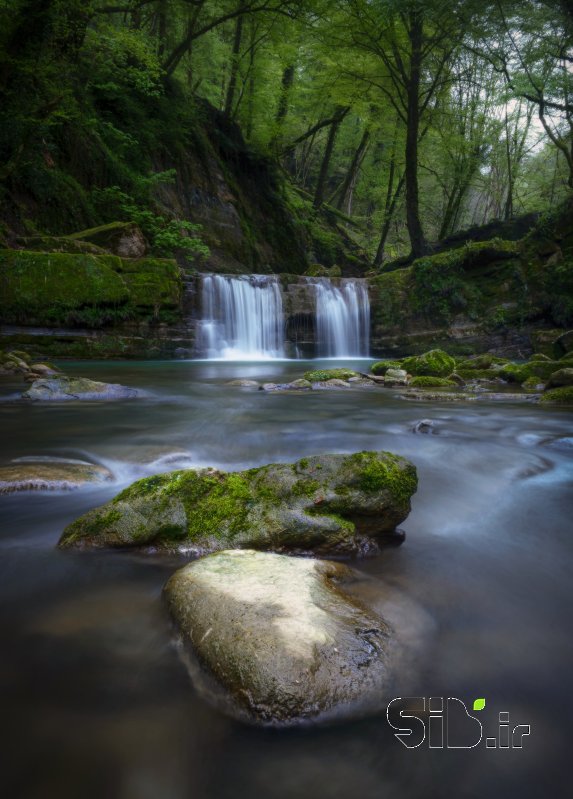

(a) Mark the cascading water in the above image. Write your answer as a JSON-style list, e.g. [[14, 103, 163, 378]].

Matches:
[[197, 274, 285, 359], [312, 278, 370, 357]]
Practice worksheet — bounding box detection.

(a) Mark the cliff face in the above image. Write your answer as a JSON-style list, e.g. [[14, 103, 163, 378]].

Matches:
[[1, 87, 571, 361], [368, 200, 573, 358], [1, 97, 368, 278], [150, 102, 309, 275]]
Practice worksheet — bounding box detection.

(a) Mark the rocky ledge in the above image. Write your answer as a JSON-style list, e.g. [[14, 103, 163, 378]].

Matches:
[[164, 549, 395, 726], [58, 450, 417, 555], [0, 458, 113, 493]]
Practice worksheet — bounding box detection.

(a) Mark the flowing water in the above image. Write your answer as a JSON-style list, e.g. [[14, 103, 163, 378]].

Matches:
[[197, 275, 285, 359], [196, 275, 370, 359], [1, 359, 571, 798], [313, 278, 370, 357]]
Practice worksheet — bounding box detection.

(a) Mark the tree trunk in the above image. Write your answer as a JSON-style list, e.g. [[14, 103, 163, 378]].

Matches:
[[503, 106, 514, 220], [157, 0, 168, 58], [336, 128, 370, 213], [374, 174, 405, 267], [224, 15, 244, 117], [404, 11, 428, 257], [245, 18, 256, 139], [276, 64, 295, 126], [313, 107, 348, 208]]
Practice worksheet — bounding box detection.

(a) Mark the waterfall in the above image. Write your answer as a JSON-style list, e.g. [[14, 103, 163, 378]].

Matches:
[[313, 278, 370, 358], [197, 274, 285, 359]]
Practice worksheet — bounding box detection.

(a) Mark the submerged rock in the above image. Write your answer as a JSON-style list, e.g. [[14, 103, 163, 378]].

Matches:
[[164, 550, 395, 726], [401, 390, 476, 402], [0, 459, 113, 493], [59, 450, 418, 554], [22, 376, 138, 401], [412, 419, 435, 434], [227, 379, 260, 388], [311, 378, 351, 389]]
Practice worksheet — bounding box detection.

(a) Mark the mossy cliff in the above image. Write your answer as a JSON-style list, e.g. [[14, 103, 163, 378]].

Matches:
[[0, 248, 189, 358], [0, 249, 181, 327], [1, 93, 365, 278], [368, 201, 573, 357], [59, 451, 418, 556]]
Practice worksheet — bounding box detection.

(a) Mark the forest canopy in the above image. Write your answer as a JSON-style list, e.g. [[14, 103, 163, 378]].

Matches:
[[0, 0, 572, 263]]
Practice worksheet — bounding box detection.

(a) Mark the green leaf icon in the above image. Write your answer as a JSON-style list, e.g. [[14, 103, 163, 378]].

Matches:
[[473, 698, 486, 711]]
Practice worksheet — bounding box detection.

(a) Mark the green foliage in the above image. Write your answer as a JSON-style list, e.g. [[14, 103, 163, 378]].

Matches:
[[93, 186, 209, 260]]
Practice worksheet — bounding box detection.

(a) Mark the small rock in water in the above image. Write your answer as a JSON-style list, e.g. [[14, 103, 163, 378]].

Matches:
[[0, 458, 113, 493], [384, 368, 408, 386], [22, 376, 138, 401], [29, 363, 61, 377], [412, 419, 435, 434], [348, 377, 375, 386], [164, 550, 395, 726]]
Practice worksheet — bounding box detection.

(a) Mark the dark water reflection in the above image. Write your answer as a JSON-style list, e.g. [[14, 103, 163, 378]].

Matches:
[[1, 359, 572, 798]]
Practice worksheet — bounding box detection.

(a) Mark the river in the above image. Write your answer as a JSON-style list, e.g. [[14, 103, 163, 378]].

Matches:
[[1, 358, 571, 798]]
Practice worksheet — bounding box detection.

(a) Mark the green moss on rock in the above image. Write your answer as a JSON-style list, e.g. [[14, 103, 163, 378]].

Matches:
[[0, 249, 182, 325], [455, 368, 500, 380], [409, 376, 456, 387], [499, 359, 562, 384], [456, 354, 508, 370], [303, 368, 358, 382], [59, 451, 418, 555], [522, 375, 544, 390], [401, 349, 456, 377], [16, 236, 108, 255], [539, 386, 573, 405], [370, 360, 402, 375]]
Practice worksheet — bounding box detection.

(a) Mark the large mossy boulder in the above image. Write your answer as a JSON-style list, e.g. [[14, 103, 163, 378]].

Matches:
[[164, 549, 395, 725], [59, 451, 418, 554], [22, 376, 138, 401], [401, 349, 455, 377]]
